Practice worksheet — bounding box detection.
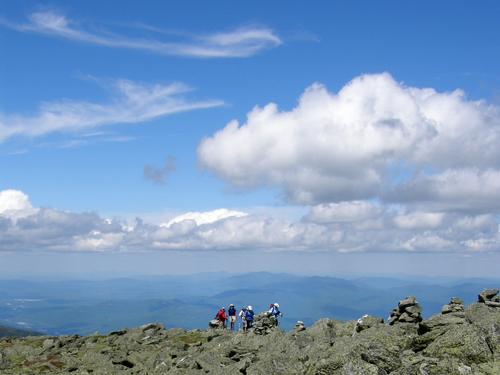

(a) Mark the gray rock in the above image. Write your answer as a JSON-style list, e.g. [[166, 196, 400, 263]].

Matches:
[[450, 297, 464, 305], [442, 296, 465, 315], [424, 324, 492, 364], [398, 296, 417, 310], [485, 300, 500, 308], [478, 288, 499, 303], [354, 315, 384, 333]]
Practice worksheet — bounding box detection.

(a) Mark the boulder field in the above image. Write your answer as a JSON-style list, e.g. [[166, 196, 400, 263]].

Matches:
[[0, 289, 499, 374]]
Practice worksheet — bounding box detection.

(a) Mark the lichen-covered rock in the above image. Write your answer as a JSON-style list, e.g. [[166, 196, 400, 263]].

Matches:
[[354, 314, 384, 333], [423, 324, 493, 364], [465, 302, 500, 360]]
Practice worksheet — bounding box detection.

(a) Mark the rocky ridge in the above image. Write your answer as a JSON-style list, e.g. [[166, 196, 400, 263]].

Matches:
[[0, 289, 499, 374]]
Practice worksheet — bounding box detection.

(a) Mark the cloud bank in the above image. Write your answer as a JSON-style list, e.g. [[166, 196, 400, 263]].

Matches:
[[0, 79, 223, 142], [1, 10, 281, 58], [1, 189, 498, 253], [198, 73, 500, 211]]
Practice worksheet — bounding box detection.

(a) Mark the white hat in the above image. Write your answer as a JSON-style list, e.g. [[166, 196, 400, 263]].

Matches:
[[274, 303, 280, 308], [229, 304, 234, 307], [247, 305, 253, 310]]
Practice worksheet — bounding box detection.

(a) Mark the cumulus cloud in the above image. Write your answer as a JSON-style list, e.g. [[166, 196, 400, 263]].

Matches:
[[387, 168, 500, 213], [393, 212, 444, 230], [0, 79, 223, 142], [0, 190, 37, 220], [305, 201, 380, 223], [1, 189, 499, 254], [198, 73, 500, 214], [144, 156, 176, 185], [0, 10, 281, 58]]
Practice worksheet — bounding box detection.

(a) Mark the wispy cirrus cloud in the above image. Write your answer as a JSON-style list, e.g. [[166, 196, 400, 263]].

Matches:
[[0, 78, 223, 142], [0, 10, 282, 58]]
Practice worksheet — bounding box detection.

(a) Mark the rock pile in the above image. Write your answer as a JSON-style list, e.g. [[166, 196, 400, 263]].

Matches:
[[388, 296, 423, 325], [251, 312, 278, 335], [478, 288, 500, 307], [441, 297, 465, 315]]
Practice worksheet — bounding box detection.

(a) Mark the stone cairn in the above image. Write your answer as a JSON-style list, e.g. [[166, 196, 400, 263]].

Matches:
[[388, 296, 423, 325], [441, 297, 465, 315], [478, 289, 500, 307], [251, 312, 278, 335]]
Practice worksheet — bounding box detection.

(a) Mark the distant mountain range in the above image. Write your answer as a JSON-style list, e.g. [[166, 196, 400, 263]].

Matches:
[[0, 324, 41, 338], [0, 273, 498, 335]]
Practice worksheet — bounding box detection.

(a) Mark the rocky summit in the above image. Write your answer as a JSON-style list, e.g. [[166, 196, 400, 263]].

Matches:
[[0, 289, 499, 374]]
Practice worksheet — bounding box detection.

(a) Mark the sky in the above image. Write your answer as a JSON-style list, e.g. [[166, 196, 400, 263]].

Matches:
[[1, 1, 500, 277]]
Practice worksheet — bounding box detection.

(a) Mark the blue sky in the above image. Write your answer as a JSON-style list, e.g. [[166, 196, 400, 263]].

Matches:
[[1, 1, 500, 276]]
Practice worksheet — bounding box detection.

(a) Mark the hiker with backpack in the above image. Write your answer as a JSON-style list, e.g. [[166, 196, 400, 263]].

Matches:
[[239, 307, 247, 331], [268, 302, 282, 325], [215, 307, 228, 329], [245, 306, 254, 331], [268, 302, 283, 319], [228, 304, 237, 331]]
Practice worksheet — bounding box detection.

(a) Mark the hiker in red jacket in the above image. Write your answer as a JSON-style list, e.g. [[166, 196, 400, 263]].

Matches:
[[215, 307, 228, 329]]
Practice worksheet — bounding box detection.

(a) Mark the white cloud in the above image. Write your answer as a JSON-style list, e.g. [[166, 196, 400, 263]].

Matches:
[[305, 201, 380, 223], [1, 10, 281, 58], [0, 190, 37, 220], [73, 231, 125, 252], [401, 235, 454, 252], [393, 212, 444, 230], [198, 73, 500, 213], [1, 189, 499, 254], [452, 215, 495, 232], [0, 79, 223, 142], [388, 168, 500, 213], [163, 208, 248, 227]]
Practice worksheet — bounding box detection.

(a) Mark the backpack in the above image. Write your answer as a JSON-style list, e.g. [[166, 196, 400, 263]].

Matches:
[[245, 310, 254, 321]]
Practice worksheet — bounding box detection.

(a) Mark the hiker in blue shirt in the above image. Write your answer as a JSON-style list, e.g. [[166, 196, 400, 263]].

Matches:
[[228, 304, 237, 331], [268, 303, 282, 325], [245, 306, 254, 331]]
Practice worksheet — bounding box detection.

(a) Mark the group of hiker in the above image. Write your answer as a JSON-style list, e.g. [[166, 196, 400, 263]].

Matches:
[[214, 303, 282, 331]]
